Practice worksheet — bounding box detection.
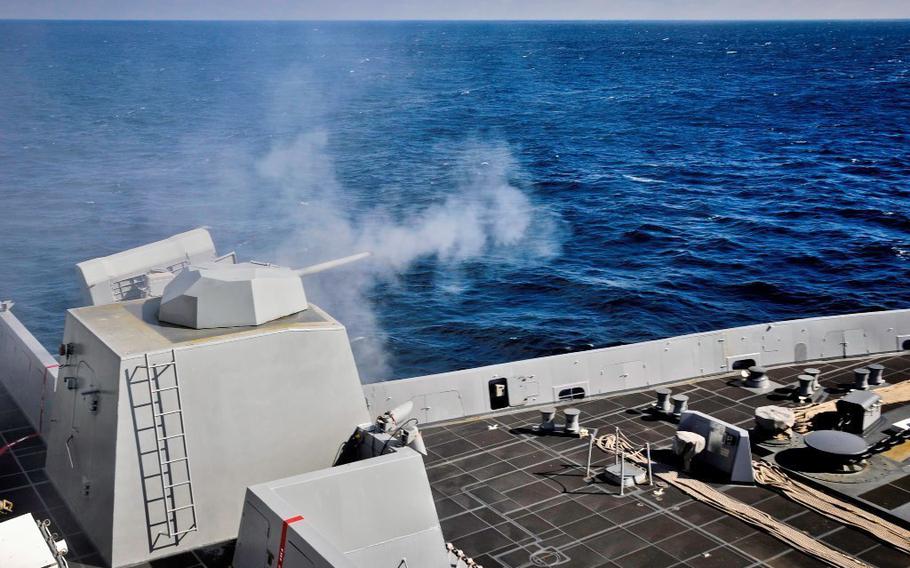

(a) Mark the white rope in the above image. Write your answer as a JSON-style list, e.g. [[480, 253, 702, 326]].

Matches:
[[595, 434, 869, 568], [663, 470, 868, 568], [753, 460, 910, 554]]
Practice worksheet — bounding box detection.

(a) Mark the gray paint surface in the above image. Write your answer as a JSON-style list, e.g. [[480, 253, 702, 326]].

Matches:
[[41, 298, 371, 567], [678, 410, 754, 483], [0, 304, 58, 432], [76, 228, 218, 306], [158, 263, 309, 329], [234, 447, 448, 568], [364, 308, 910, 424]]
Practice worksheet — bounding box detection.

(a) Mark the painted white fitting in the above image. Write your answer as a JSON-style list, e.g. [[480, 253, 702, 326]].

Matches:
[[797, 375, 815, 398], [867, 364, 884, 386], [804, 367, 821, 390], [539, 407, 556, 431], [671, 394, 688, 416], [745, 366, 769, 388], [564, 408, 580, 434]]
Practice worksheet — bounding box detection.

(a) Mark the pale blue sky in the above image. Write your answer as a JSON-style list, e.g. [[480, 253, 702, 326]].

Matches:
[[1, 1, 908, 21]]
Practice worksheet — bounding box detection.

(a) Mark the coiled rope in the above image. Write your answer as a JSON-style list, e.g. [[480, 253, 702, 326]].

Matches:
[[753, 460, 910, 554], [595, 433, 870, 568]]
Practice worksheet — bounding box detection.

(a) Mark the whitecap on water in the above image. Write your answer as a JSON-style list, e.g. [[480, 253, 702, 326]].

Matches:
[[623, 174, 665, 184], [441, 284, 466, 295]]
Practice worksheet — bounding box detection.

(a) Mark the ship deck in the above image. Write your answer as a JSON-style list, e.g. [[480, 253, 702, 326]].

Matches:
[[422, 353, 910, 568], [2, 354, 910, 568]]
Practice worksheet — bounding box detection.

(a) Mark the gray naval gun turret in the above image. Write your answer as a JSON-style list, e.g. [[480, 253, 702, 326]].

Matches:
[[157, 253, 369, 329], [158, 263, 309, 329], [44, 231, 377, 567]]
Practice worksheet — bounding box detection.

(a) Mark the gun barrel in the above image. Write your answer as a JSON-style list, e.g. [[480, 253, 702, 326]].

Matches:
[[297, 252, 371, 276]]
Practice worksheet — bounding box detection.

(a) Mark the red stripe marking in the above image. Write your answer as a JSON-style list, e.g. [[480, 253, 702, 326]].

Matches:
[[45, 363, 60, 369], [276, 515, 304, 568], [0, 433, 39, 457]]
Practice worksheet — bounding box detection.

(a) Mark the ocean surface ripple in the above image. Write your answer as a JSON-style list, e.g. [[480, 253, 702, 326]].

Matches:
[[1, 21, 908, 380]]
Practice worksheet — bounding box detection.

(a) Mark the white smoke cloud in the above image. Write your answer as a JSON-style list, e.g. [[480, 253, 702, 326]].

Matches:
[[356, 147, 540, 270], [247, 129, 560, 380]]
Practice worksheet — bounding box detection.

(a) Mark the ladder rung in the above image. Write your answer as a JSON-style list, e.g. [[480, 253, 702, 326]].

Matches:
[[164, 480, 191, 489], [151, 386, 179, 393], [166, 504, 195, 514], [158, 433, 185, 442], [154, 410, 183, 417], [170, 528, 198, 536], [160, 457, 189, 466], [147, 362, 175, 369]]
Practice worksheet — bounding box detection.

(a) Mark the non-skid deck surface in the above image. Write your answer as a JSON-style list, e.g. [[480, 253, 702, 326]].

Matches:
[[422, 354, 910, 568], [2, 354, 910, 568]]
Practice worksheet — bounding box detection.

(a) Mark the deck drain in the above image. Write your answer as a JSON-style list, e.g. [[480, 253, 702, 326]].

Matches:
[[529, 547, 570, 566]]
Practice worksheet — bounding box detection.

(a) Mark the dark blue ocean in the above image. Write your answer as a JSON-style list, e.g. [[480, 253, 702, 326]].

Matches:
[[1, 21, 909, 381]]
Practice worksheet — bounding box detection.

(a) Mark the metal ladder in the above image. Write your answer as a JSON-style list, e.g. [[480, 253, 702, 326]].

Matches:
[[143, 349, 198, 542]]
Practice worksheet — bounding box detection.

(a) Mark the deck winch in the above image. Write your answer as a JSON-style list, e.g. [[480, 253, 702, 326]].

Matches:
[[836, 390, 883, 435]]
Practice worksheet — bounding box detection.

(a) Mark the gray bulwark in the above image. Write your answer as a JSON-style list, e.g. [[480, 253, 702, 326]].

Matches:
[[43, 297, 371, 567]]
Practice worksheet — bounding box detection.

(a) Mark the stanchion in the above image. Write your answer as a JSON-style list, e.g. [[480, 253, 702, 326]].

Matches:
[[646, 443, 653, 486], [619, 451, 626, 496]]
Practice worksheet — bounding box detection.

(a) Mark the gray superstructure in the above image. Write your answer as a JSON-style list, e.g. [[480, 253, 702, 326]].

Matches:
[[45, 296, 369, 566], [1, 228, 909, 568]]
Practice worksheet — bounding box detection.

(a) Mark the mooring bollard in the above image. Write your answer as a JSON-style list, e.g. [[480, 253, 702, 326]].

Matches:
[[803, 367, 821, 390], [867, 364, 884, 386], [539, 407, 556, 431], [671, 394, 689, 417], [745, 366, 769, 389], [854, 368, 870, 390], [797, 375, 815, 398], [654, 388, 672, 414]]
